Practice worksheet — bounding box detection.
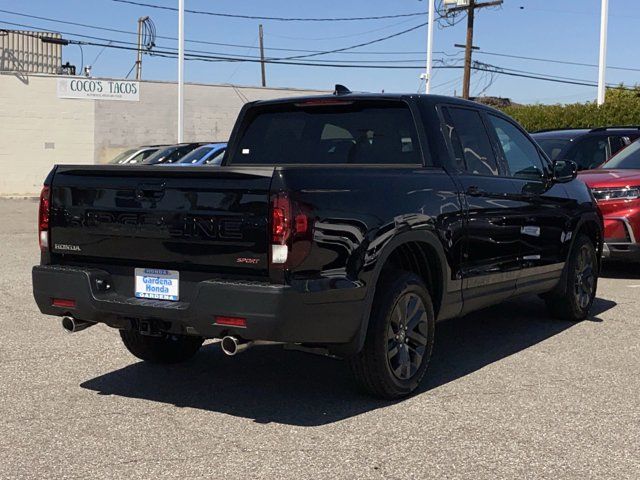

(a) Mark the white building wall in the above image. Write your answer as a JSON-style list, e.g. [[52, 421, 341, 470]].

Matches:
[[0, 73, 94, 196]]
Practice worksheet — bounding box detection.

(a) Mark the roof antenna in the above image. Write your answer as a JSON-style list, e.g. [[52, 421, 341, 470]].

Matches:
[[334, 84, 351, 96]]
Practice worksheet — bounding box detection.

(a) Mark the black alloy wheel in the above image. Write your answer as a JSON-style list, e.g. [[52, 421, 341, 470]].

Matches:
[[386, 292, 429, 381]]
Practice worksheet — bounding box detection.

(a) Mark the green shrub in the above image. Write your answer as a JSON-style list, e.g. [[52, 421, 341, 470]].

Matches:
[[500, 86, 640, 132]]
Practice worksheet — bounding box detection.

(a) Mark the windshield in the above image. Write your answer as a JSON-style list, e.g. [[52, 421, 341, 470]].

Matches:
[[228, 101, 420, 165], [109, 149, 137, 164], [534, 138, 571, 161], [602, 140, 640, 169], [177, 146, 215, 164]]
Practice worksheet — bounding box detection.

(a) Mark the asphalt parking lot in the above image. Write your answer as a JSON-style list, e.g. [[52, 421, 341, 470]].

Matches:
[[1, 198, 638, 479]]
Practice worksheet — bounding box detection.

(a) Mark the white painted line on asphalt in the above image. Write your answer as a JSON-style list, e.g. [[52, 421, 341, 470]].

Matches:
[[627, 285, 640, 288]]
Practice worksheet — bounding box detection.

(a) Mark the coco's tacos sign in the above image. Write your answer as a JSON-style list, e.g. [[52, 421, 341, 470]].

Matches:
[[57, 78, 140, 101]]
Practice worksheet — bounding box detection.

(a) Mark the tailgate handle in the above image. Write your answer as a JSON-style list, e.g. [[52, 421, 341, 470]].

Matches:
[[136, 183, 165, 199]]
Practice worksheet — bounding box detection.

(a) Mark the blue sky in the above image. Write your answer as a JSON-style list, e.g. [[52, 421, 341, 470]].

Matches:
[[1, 0, 638, 104]]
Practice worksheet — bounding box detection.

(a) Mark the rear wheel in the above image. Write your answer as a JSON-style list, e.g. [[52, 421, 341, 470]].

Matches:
[[545, 234, 598, 321], [349, 271, 435, 399], [120, 330, 204, 364]]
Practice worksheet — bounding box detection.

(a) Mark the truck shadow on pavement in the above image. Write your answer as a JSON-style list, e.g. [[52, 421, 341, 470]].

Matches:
[[80, 295, 615, 427], [600, 262, 640, 279]]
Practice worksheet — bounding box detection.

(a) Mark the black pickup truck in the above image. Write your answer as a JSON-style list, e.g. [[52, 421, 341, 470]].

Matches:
[[33, 90, 603, 398]]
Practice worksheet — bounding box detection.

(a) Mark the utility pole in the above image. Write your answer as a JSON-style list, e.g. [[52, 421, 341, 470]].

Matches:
[[461, 0, 475, 99], [424, 0, 435, 94], [597, 0, 609, 105], [446, 0, 502, 99], [135, 16, 148, 80], [177, 0, 185, 143], [259, 24, 266, 87]]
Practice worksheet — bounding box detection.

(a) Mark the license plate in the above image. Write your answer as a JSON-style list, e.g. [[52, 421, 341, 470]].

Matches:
[[135, 268, 179, 301]]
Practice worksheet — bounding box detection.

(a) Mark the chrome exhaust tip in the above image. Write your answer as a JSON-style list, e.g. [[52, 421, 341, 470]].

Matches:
[[61, 317, 95, 334], [220, 336, 253, 356]]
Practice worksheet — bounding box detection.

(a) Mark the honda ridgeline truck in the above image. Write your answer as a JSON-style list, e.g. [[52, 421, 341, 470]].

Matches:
[[32, 89, 603, 398]]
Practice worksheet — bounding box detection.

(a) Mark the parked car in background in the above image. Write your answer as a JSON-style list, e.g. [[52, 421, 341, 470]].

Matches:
[[531, 127, 640, 171], [172, 143, 227, 166], [109, 145, 165, 165], [142, 143, 208, 165], [579, 138, 640, 261]]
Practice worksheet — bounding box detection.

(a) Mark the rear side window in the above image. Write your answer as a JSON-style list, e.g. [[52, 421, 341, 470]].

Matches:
[[229, 101, 421, 165], [443, 107, 499, 176]]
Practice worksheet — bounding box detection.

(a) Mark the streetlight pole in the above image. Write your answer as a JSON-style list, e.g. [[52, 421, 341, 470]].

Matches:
[[177, 0, 185, 143], [425, 0, 435, 94], [597, 0, 609, 106]]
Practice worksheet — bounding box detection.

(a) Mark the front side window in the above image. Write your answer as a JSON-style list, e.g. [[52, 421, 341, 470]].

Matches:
[[444, 107, 499, 176], [534, 138, 571, 161], [488, 115, 544, 180], [229, 101, 420, 165], [565, 137, 608, 170]]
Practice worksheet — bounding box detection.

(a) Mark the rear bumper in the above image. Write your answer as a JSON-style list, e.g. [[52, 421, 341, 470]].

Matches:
[[32, 265, 366, 346]]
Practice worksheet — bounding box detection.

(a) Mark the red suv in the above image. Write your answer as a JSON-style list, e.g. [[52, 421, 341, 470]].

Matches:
[[579, 139, 640, 260]]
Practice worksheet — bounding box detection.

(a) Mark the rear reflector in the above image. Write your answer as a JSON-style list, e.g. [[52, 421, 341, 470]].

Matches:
[[214, 316, 247, 327], [52, 298, 76, 308]]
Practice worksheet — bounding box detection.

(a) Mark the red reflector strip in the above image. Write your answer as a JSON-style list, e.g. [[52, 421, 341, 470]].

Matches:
[[52, 298, 76, 308], [214, 316, 247, 327]]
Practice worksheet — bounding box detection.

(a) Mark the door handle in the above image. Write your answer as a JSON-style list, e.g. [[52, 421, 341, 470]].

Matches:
[[466, 185, 486, 197]]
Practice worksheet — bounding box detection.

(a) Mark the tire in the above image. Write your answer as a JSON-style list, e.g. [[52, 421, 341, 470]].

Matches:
[[545, 234, 598, 321], [120, 330, 204, 364], [349, 271, 435, 399]]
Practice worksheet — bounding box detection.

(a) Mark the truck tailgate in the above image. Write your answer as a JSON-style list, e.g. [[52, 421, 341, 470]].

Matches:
[[48, 165, 274, 275]]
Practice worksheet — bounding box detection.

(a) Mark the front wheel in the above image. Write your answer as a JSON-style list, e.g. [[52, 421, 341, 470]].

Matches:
[[348, 271, 435, 399], [120, 330, 204, 364], [545, 234, 598, 321]]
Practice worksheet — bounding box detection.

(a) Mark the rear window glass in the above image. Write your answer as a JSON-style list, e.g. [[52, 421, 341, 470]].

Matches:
[[228, 102, 421, 165]]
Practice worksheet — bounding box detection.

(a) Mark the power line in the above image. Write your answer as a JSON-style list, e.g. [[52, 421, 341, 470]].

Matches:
[[111, 0, 425, 22], [0, 19, 437, 65], [2, 22, 637, 92], [0, 8, 436, 55], [275, 22, 428, 61], [474, 49, 640, 73], [0, 15, 431, 64]]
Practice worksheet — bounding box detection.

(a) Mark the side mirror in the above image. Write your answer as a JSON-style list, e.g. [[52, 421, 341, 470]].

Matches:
[[552, 160, 578, 183]]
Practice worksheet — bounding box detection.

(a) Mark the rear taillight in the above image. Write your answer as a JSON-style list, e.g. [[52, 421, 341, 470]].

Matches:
[[271, 194, 291, 246], [38, 186, 51, 252], [269, 193, 311, 267]]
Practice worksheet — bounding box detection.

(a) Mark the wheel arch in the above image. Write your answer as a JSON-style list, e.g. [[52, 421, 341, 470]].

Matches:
[[571, 212, 604, 266], [345, 230, 449, 356], [552, 212, 604, 298]]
